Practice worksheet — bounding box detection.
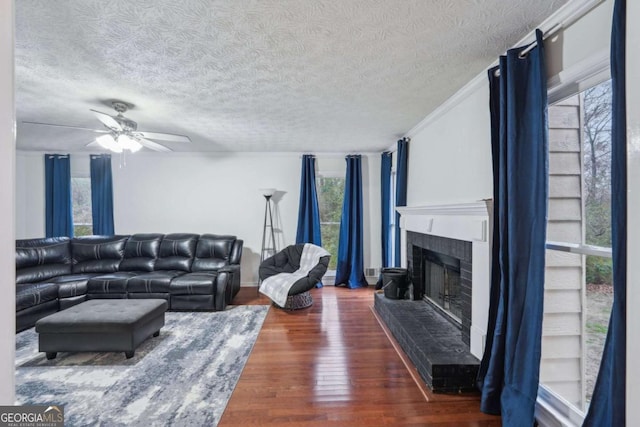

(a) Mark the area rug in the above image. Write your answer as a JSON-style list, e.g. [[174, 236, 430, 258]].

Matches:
[[15, 305, 269, 426]]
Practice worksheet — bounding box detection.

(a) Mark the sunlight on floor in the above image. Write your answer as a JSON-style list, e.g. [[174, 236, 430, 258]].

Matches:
[[314, 291, 352, 402]]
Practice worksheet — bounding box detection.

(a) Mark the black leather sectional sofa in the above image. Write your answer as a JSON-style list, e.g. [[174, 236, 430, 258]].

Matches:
[[15, 233, 243, 332]]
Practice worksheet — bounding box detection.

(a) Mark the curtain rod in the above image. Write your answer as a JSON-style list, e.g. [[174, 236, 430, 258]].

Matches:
[[494, 0, 605, 75]]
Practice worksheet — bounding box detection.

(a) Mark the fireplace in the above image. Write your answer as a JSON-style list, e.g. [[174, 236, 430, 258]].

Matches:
[[374, 202, 491, 392], [374, 201, 491, 392], [408, 232, 473, 346], [423, 249, 462, 320], [398, 202, 491, 358]]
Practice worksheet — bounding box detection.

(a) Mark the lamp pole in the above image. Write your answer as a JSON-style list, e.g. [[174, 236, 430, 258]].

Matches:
[[260, 194, 277, 262]]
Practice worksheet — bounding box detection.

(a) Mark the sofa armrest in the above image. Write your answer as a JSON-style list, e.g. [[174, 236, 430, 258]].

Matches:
[[219, 264, 241, 301], [229, 239, 243, 265], [214, 271, 231, 311]]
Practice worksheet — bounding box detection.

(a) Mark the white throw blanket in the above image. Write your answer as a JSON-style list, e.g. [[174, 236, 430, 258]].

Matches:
[[259, 244, 330, 307]]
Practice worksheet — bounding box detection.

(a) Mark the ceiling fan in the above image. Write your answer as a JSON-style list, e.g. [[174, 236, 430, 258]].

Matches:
[[23, 100, 191, 153]]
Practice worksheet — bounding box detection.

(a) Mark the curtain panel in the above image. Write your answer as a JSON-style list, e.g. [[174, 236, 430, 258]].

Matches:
[[381, 151, 392, 268], [393, 139, 408, 267], [295, 154, 322, 246], [335, 155, 368, 289], [45, 154, 73, 238], [476, 65, 503, 399], [583, 0, 626, 425], [90, 154, 115, 235], [477, 29, 548, 426]]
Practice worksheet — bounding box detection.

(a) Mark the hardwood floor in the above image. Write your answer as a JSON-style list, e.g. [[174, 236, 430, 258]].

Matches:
[[220, 286, 501, 426]]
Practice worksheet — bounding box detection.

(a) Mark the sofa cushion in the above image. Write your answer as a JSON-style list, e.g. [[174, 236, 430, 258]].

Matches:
[[16, 237, 71, 284], [87, 272, 138, 294], [155, 233, 198, 272], [72, 235, 128, 274], [50, 273, 98, 298], [119, 233, 163, 272], [127, 271, 185, 293], [192, 234, 235, 271], [170, 272, 217, 295], [16, 282, 60, 311]]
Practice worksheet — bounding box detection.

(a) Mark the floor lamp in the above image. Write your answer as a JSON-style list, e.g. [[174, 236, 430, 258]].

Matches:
[[260, 188, 277, 263]]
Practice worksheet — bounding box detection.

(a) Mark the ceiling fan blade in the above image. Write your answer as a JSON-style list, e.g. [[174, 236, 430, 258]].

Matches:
[[136, 137, 172, 152], [90, 109, 122, 131], [85, 141, 100, 148], [22, 121, 109, 133], [136, 131, 191, 143]]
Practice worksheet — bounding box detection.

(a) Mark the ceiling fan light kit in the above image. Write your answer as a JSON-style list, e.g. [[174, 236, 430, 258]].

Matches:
[[96, 134, 123, 153], [118, 134, 143, 152], [96, 133, 143, 153], [23, 99, 191, 154]]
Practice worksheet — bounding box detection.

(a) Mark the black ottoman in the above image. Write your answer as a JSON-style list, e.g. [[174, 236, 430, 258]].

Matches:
[[35, 299, 168, 360]]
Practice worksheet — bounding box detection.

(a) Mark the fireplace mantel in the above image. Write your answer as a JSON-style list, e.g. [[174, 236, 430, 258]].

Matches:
[[397, 200, 492, 358], [397, 201, 490, 217], [397, 201, 492, 243]]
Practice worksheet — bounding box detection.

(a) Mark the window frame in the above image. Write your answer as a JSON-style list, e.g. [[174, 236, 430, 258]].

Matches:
[[538, 51, 612, 424], [389, 167, 397, 267], [316, 170, 345, 275], [71, 174, 93, 237]]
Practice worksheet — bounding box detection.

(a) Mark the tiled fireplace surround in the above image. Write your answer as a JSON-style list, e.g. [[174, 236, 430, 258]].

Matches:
[[398, 201, 491, 359]]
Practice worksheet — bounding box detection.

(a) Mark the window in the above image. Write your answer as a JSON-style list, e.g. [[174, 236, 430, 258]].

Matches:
[[71, 177, 92, 236], [542, 79, 613, 415], [317, 174, 344, 271]]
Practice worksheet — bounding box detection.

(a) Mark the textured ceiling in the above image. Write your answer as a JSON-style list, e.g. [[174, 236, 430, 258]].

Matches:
[[15, 0, 568, 153]]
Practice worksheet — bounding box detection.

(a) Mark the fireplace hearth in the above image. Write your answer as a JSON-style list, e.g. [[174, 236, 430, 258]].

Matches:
[[374, 231, 478, 393], [374, 293, 479, 392]]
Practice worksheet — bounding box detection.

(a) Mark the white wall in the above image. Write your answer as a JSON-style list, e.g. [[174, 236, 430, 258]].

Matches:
[[0, 0, 15, 404], [15, 153, 44, 237], [113, 152, 300, 285], [405, 84, 492, 206], [15, 151, 381, 284]]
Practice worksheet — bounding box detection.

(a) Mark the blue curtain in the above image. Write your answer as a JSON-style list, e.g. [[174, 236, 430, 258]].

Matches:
[[393, 138, 408, 267], [583, 1, 626, 425], [295, 154, 322, 246], [90, 154, 115, 235], [476, 64, 503, 398], [45, 154, 73, 237], [477, 30, 548, 425], [335, 155, 368, 288], [381, 152, 392, 268]]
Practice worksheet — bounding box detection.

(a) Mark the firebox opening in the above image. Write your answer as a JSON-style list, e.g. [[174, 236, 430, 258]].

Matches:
[[422, 248, 462, 325]]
